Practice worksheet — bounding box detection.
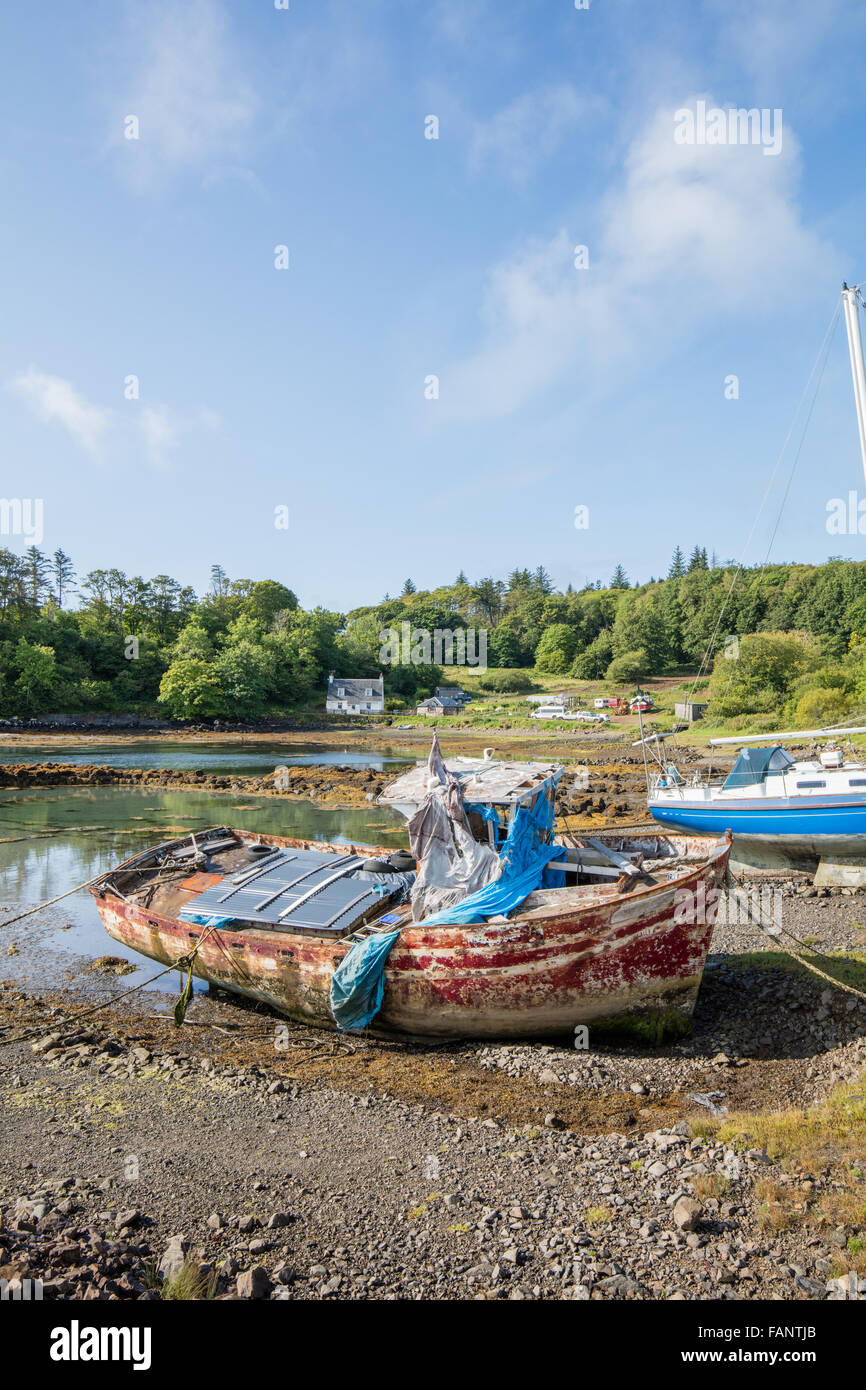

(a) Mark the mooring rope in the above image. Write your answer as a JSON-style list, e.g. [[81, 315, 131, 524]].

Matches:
[[724, 870, 866, 1004], [0, 923, 229, 1049], [0, 873, 109, 929]]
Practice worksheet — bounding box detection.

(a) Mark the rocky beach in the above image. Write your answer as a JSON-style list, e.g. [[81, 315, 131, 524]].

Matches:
[[0, 733, 864, 1303]]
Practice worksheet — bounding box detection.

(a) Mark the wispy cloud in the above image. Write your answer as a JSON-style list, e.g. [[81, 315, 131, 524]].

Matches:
[[8, 367, 112, 458], [442, 99, 832, 419], [710, 0, 866, 92], [8, 367, 219, 470], [108, 0, 257, 191], [469, 85, 601, 183], [140, 403, 220, 470]]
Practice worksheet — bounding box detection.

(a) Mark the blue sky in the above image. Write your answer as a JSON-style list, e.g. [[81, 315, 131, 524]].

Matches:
[[2, 0, 866, 610]]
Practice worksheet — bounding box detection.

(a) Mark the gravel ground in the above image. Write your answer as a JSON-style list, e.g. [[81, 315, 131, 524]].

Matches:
[[1, 886, 865, 1302]]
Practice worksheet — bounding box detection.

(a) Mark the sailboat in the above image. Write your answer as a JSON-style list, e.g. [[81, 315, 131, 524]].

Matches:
[[643, 284, 866, 884], [645, 724, 866, 879]]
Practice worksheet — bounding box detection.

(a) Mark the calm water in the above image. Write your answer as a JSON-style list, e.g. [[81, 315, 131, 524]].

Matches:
[[0, 741, 414, 775], [0, 786, 407, 999]]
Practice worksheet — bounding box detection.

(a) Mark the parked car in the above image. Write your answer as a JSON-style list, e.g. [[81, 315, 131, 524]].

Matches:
[[575, 710, 610, 724], [530, 704, 580, 721]]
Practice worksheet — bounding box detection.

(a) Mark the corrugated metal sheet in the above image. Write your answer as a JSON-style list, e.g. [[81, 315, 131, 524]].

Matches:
[[180, 848, 383, 936]]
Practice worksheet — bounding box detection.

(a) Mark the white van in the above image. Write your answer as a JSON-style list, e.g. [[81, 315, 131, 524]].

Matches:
[[530, 704, 578, 721]]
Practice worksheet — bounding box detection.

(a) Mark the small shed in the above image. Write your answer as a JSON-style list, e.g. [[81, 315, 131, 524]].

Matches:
[[416, 695, 462, 717], [675, 700, 708, 723], [435, 685, 469, 704]]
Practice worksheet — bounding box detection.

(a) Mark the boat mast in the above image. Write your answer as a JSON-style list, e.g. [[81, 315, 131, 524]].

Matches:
[[842, 283, 866, 486]]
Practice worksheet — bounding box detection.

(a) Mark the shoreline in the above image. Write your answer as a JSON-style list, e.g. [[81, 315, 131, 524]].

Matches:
[[0, 756, 653, 823], [2, 904, 864, 1302]]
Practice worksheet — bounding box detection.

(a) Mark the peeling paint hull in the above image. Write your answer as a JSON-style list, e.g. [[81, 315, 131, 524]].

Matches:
[[91, 830, 730, 1040]]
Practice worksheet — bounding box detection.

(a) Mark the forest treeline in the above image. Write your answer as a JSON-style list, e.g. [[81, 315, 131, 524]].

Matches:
[[1, 545, 865, 720]]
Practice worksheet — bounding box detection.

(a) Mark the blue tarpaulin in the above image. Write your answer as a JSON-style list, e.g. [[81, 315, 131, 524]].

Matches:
[[419, 775, 562, 927], [178, 910, 234, 928], [329, 928, 402, 1032]]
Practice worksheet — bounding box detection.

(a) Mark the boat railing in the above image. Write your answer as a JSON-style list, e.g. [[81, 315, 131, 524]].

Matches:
[[650, 767, 722, 800]]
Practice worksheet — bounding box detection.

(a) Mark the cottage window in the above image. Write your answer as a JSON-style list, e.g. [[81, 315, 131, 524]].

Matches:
[[337, 687, 345, 696]]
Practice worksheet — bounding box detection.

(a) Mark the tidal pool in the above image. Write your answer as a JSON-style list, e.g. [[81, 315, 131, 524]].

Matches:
[[0, 741, 414, 775], [0, 786, 407, 1000]]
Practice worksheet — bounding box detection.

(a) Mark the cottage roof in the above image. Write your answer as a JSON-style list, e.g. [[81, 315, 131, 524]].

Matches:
[[327, 676, 384, 699], [418, 695, 462, 708]]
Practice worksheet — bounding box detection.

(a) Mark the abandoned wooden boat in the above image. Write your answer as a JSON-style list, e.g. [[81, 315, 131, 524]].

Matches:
[[89, 812, 731, 1040]]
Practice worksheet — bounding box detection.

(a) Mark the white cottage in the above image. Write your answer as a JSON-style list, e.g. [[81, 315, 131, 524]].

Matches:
[[326, 674, 385, 716]]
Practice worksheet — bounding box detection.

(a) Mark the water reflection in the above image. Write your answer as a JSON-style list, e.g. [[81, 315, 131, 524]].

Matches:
[[0, 787, 406, 996], [0, 741, 414, 775]]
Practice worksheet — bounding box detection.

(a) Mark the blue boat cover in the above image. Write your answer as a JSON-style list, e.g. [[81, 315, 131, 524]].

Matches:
[[329, 765, 562, 1030], [419, 774, 563, 927], [329, 928, 402, 1032], [723, 746, 794, 790]]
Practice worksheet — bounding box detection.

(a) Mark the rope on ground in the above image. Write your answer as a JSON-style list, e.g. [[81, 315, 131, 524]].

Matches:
[[0, 873, 107, 930], [0, 924, 226, 1049], [737, 911, 866, 1005]]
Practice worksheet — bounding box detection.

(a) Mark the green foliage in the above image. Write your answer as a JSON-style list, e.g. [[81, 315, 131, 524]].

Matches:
[[707, 631, 817, 717], [606, 648, 650, 683], [571, 629, 614, 679], [476, 669, 536, 693], [3, 546, 866, 724], [534, 623, 577, 673], [13, 638, 56, 712], [793, 686, 853, 728], [158, 659, 223, 720]]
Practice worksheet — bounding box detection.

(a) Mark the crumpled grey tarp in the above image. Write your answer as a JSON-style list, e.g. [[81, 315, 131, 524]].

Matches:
[[407, 731, 501, 920]]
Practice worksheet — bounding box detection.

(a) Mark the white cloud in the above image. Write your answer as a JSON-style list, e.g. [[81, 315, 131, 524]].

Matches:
[[442, 99, 833, 419], [432, 0, 495, 49], [710, 0, 863, 88], [8, 366, 219, 470], [110, 0, 257, 190], [139, 403, 220, 469], [469, 85, 599, 183], [139, 404, 179, 470], [8, 367, 112, 457]]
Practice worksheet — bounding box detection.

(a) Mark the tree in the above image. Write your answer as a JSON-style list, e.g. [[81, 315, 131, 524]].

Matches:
[[21, 547, 51, 607], [214, 640, 273, 718], [472, 577, 505, 625], [401, 578, 417, 596], [534, 623, 578, 673], [688, 546, 708, 572], [455, 571, 469, 586], [241, 580, 298, 628], [486, 624, 522, 668], [612, 591, 668, 673], [668, 546, 686, 579], [533, 565, 553, 595], [51, 549, 76, 606], [571, 629, 614, 679], [210, 564, 229, 597], [707, 631, 815, 717], [158, 659, 223, 720], [794, 687, 852, 728], [13, 639, 57, 710], [606, 648, 650, 683], [172, 619, 215, 661], [610, 565, 629, 590]]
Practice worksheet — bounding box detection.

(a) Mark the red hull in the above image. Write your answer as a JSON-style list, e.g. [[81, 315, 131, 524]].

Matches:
[[91, 829, 730, 1039]]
